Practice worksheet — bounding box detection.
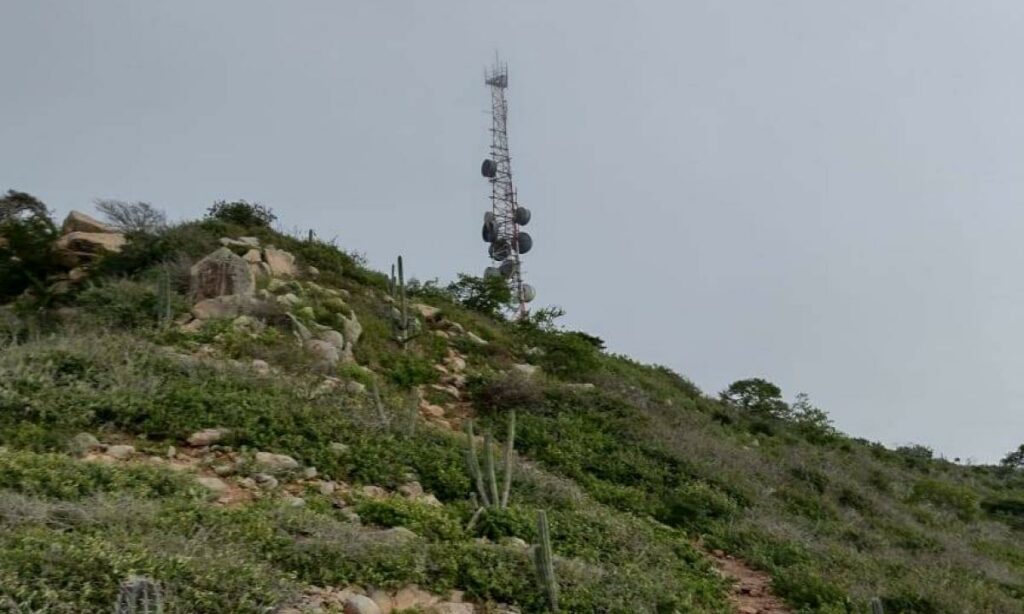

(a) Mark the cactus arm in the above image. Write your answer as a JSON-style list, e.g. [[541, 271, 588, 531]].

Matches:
[[534, 510, 559, 612], [465, 420, 490, 506], [484, 430, 500, 507], [500, 410, 516, 508]]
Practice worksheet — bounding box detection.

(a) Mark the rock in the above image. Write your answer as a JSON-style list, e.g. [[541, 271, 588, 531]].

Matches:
[[319, 481, 337, 496], [413, 303, 442, 321], [466, 332, 488, 345], [253, 473, 279, 489], [345, 380, 367, 395], [277, 293, 301, 307], [340, 312, 362, 352], [196, 476, 228, 492], [398, 481, 424, 498], [392, 586, 439, 611], [361, 485, 387, 499], [738, 607, 758, 614], [187, 428, 230, 447], [54, 231, 127, 266], [179, 318, 204, 334], [264, 246, 298, 278], [251, 359, 271, 376], [501, 536, 529, 549], [237, 477, 257, 489], [382, 526, 417, 541], [283, 496, 306, 507], [191, 295, 279, 320], [511, 363, 539, 377], [69, 432, 102, 455], [190, 247, 255, 300], [254, 451, 300, 473], [343, 595, 381, 614], [319, 329, 346, 351], [68, 266, 90, 283], [565, 382, 595, 391], [287, 314, 312, 342], [219, 236, 260, 248], [61, 210, 116, 234], [429, 604, 474, 614], [330, 442, 350, 455], [420, 402, 445, 418], [307, 265, 320, 277], [105, 444, 135, 460], [306, 339, 340, 367], [213, 463, 235, 477], [302, 467, 318, 479], [445, 353, 467, 373], [241, 248, 263, 263]]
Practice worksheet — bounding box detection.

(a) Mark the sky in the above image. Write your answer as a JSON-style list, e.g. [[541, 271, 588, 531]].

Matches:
[[3, 1, 1024, 463]]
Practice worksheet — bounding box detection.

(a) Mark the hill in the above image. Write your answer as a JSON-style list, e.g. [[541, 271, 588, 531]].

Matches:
[[2, 195, 1024, 613]]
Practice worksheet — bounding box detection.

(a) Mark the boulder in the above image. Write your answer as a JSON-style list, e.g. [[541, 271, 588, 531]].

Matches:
[[343, 595, 381, 614], [190, 247, 255, 300], [61, 210, 115, 234], [191, 295, 279, 320], [219, 236, 260, 248], [105, 444, 135, 460], [466, 332, 488, 345], [54, 231, 127, 266], [264, 246, 298, 278], [319, 329, 346, 351], [187, 428, 230, 447], [429, 604, 474, 614], [392, 586, 439, 611], [69, 432, 102, 456], [397, 481, 424, 498], [254, 451, 300, 473], [196, 476, 228, 493], [413, 303, 442, 321], [511, 363, 540, 377], [251, 359, 271, 376], [306, 339, 340, 367]]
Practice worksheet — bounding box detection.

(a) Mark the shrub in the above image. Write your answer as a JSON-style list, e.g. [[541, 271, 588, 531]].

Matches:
[[0, 190, 60, 302], [206, 200, 277, 228], [471, 372, 544, 412], [660, 481, 739, 529], [720, 378, 789, 418], [910, 479, 980, 521], [77, 280, 166, 329], [446, 274, 513, 318], [379, 352, 438, 389], [519, 330, 602, 380], [94, 200, 167, 234]]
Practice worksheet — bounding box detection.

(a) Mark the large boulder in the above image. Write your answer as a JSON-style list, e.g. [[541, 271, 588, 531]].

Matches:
[[53, 231, 127, 267], [190, 247, 255, 300], [61, 211, 116, 234], [191, 295, 280, 320], [264, 246, 298, 278]]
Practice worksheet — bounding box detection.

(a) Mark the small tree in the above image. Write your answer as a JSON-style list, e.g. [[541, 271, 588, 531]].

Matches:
[[206, 200, 277, 228], [0, 190, 60, 302], [447, 273, 513, 318], [720, 378, 789, 417], [1001, 444, 1024, 471], [95, 199, 167, 234]]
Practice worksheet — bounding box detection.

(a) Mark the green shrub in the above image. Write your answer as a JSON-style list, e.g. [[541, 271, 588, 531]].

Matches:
[[356, 496, 464, 541], [660, 481, 739, 529], [206, 200, 277, 228], [0, 190, 60, 303], [910, 479, 980, 521], [77, 279, 166, 329], [379, 352, 438, 389]]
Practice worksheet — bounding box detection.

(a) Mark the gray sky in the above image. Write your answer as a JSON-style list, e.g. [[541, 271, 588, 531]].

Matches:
[[3, 1, 1023, 463]]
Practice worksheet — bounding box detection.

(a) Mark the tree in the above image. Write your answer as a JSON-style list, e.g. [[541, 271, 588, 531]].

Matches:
[[446, 274, 514, 318], [95, 199, 167, 234], [720, 378, 789, 417], [0, 190, 60, 301], [206, 200, 277, 228], [1001, 444, 1024, 470]]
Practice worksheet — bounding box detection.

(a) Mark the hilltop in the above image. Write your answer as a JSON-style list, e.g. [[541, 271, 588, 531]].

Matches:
[[2, 195, 1024, 613]]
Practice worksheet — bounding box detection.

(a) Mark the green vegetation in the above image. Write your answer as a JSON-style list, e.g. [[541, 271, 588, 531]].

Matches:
[[2, 198, 1024, 612]]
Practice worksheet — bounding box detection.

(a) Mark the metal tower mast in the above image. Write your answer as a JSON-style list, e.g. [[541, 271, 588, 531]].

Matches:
[[480, 57, 534, 317]]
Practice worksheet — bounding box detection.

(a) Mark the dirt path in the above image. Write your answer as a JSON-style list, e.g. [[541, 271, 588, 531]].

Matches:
[[705, 548, 792, 614]]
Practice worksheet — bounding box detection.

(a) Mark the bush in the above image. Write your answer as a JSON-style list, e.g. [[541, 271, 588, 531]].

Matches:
[[94, 200, 167, 234], [77, 279, 167, 329], [520, 330, 602, 380], [660, 481, 739, 529], [206, 200, 277, 228], [446, 274, 513, 318], [720, 378, 789, 418], [0, 190, 60, 302], [910, 479, 979, 521]]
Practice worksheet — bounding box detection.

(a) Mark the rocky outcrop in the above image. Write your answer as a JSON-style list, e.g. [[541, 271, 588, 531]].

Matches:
[[190, 247, 255, 301], [54, 230, 127, 267], [61, 210, 116, 234], [191, 295, 280, 320], [264, 246, 298, 278]]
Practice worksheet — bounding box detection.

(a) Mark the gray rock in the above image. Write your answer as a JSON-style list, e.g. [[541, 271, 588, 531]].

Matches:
[[466, 332, 488, 345], [253, 473, 279, 489], [69, 432, 101, 456], [429, 604, 474, 614], [196, 476, 228, 492], [329, 442, 350, 455], [61, 210, 116, 234], [511, 363, 539, 377], [254, 451, 300, 473], [343, 595, 381, 614], [190, 247, 255, 301], [318, 329, 346, 351], [191, 295, 278, 320], [264, 246, 298, 278], [106, 444, 135, 460], [306, 339, 340, 367], [302, 467, 318, 479], [251, 359, 271, 376], [187, 428, 230, 447], [219, 236, 260, 248], [283, 495, 306, 507], [54, 231, 127, 266], [398, 481, 424, 498]]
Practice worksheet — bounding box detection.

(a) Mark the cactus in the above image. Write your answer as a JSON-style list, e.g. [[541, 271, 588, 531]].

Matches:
[[156, 265, 173, 329], [870, 598, 884, 614], [371, 379, 389, 427], [388, 256, 418, 347], [115, 576, 163, 614], [464, 411, 516, 510], [533, 510, 559, 612]]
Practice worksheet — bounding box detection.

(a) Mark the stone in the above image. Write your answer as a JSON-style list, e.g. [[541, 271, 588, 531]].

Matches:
[[445, 353, 467, 373], [231, 315, 263, 333], [302, 467, 318, 479], [397, 481, 424, 498], [382, 527, 417, 541], [105, 444, 135, 460], [419, 494, 443, 507], [466, 332, 488, 345], [565, 382, 595, 391], [361, 485, 387, 498], [413, 303, 442, 321], [196, 476, 228, 493], [190, 247, 255, 301], [179, 318, 204, 334], [68, 267, 89, 283], [345, 380, 367, 395], [340, 313, 362, 353], [283, 495, 306, 507], [319, 481, 337, 495], [254, 451, 300, 473], [191, 295, 279, 320], [253, 473, 279, 489], [264, 246, 298, 277], [54, 232, 127, 266], [251, 359, 271, 376], [219, 236, 260, 248], [343, 595, 380, 614], [213, 463, 235, 477], [501, 536, 528, 549], [318, 329, 346, 351], [330, 442, 350, 455], [61, 210, 115, 234], [187, 428, 230, 447], [511, 363, 539, 377], [287, 314, 312, 342], [69, 432, 102, 455], [242, 248, 263, 263], [306, 339, 340, 367], [420, 402, 445, 418], [307, 265, 320, 277], [429, 604, 474, 614], [392, 586, 438, 611], [277, 293, 301, 307]]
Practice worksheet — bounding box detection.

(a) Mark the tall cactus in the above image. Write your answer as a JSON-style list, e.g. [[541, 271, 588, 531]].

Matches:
[[388, 256, 417, 347], [870, 598, 884, 614], [464, 411, 516, 510], [156, 265, 173, 329], [533, 510, 559, 612], [115, 576, 163, 614]]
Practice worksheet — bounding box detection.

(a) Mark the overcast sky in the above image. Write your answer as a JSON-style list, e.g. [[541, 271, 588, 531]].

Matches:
[[3, 1, 1023, 463]]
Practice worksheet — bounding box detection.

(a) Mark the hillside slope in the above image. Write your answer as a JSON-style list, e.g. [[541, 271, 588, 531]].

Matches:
[[2, 199, 1024, 613]]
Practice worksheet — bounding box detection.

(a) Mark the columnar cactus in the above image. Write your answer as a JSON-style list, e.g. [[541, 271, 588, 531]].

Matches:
[[115, 576, 163, 614], [533, 510, 559, 612], [388, 255, 417, 347], [870, 598, 884, 614], [464, 411, 516, 510]]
